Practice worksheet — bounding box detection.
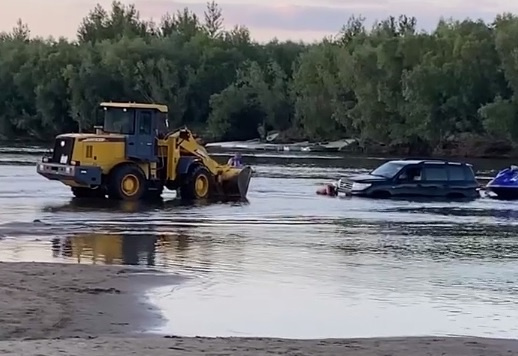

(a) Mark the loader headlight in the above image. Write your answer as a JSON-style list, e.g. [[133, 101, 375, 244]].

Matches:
[[65, 166, 74, 174], [351, 182, 371, 191]]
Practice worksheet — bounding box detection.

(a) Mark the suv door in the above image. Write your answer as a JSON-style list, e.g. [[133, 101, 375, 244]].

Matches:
[[392, 164, 424, 196], [421, 163, 449, 196]]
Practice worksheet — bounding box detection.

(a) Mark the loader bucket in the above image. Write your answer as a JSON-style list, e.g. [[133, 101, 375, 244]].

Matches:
[[220, 166, 253, 199]]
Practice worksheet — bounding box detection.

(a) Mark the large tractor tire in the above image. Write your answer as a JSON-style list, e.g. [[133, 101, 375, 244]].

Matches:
[[71, 186, 105, 199], [108, 164, 146, 201], [180, 165, 214, 200]]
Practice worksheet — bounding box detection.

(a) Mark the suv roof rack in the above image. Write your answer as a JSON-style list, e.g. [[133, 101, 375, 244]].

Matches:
[[398, 158, 472, 167], [401, 157, 449, 162], [401, 157, 470, 165]]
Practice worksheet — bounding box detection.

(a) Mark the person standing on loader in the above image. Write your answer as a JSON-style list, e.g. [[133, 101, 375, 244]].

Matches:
[[228, 153, 243, 168]]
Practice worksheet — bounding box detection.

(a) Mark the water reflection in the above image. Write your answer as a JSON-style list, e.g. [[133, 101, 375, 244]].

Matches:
[[379, 206, 518, 220], [43, 197, 205, 214], [42, 196, 250, 214], [334, 219, 518, 261], [52, 234, 159, 265], [48, 228, 247, 279], [51, 233, 189, 266]]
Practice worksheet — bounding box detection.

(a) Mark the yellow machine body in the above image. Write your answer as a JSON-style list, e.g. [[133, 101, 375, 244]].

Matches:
[[36, 102, 253, 201]]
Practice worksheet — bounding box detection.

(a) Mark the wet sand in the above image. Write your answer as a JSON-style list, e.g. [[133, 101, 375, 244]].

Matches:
[[0, 261, 183, 340], [2, 336, 518, 356], [0, 262, 517, 355]]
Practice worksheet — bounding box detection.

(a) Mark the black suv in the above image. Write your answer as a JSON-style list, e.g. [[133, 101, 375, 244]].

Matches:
[[338, 159, 479, 199]]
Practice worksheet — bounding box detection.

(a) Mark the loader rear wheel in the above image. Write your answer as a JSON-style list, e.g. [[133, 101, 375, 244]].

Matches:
[[108, 164, 146, 201], [180, 165, 213, 200]]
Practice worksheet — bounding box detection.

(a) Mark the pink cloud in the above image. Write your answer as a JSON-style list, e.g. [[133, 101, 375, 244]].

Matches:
[[0, 0, 517, 42]]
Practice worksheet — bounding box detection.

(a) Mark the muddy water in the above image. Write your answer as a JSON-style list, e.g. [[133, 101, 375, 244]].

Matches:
[[1, 147, 518, 339]]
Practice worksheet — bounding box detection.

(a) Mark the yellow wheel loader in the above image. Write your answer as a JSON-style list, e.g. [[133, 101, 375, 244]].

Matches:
[[36, 102, 253, 201]]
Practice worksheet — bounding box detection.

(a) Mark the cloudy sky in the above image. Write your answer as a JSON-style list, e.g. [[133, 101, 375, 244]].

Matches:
[[1, 0, 517, 42]]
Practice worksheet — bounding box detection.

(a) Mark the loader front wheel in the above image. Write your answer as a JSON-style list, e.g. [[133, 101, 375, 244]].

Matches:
[[108, 164, 146, 201], [181, 165, 213, 200]]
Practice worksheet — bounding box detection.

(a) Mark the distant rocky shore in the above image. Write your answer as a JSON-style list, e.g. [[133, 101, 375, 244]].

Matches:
[[205, 133, 518, 159]]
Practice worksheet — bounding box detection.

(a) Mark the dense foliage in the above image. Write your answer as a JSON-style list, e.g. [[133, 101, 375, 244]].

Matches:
[[1, 1, 518, 155]]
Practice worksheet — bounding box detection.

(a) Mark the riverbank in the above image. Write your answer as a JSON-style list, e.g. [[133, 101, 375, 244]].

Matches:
[[203, 134, 518, 159], [1, 335, 518, 355], [0, 261, 183, 340], [2, 131, 518, 160], [0, 262, 517, 355]]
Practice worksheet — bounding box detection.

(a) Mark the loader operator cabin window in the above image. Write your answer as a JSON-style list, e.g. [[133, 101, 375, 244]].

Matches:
[[139, 111, 152, 135], [103, 108, 135, 135]]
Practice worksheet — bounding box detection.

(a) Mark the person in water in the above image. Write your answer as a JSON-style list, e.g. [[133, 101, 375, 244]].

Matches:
[[228, 153, 243, 167], [316, 183, 338, 197]]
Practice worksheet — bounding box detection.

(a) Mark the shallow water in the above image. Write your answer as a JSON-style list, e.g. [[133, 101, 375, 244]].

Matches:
[[1, 147, 518, 339]]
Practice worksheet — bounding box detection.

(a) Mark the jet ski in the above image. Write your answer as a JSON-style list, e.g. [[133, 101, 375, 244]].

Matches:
[[485, 165, 518, 200]]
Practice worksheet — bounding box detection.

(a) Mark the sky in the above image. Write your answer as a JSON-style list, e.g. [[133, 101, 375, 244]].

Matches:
[[1, 0, 518, 43]]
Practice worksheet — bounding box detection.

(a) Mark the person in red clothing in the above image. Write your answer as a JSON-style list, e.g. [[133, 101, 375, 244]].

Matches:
[[316, 183, 338, 197]]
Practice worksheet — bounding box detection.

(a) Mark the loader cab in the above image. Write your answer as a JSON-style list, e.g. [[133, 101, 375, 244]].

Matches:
[[99, 102, 169, 162]]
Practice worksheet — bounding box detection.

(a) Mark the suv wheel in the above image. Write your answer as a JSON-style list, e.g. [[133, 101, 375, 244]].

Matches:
[[447, 192, 465, 199], [371, 190, 391, 199]]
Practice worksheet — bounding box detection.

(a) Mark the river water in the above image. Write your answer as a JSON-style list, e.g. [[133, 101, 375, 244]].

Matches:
[[1, 147, 518, 339]]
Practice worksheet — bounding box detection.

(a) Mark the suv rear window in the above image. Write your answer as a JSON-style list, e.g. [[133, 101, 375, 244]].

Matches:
[[423, 165, 448, 181], [463, 165, 476, 180], [447, 165, 467, 180]]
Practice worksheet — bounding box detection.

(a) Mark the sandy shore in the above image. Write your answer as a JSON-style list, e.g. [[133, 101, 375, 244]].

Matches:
[[0, 261, 183, 340], [1, 261, 518, 355], [2, 335, 518, 356]]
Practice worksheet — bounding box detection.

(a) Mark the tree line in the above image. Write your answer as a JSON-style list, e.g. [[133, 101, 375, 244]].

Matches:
[[1, 1, 518, 156]]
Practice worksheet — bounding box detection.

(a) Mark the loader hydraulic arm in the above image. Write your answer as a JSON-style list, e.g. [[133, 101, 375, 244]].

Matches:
[[166, 128, 226, 175], [162, 127, 252, 199]]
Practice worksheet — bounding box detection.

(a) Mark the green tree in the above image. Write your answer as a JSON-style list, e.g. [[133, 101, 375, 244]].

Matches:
[[0, 1, 518, 157]]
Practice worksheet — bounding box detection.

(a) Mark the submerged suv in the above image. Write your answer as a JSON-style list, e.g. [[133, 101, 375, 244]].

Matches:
[[338, 159, 479, 199]]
